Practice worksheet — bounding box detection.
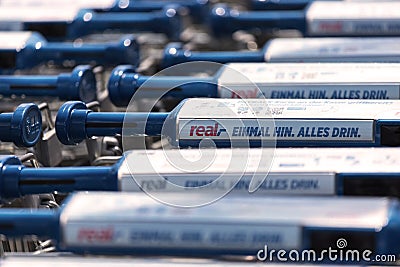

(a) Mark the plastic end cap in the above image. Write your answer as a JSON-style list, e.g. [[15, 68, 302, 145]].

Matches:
[[210, 4, 232, 36], [108, 65, 137, 107], [211, 4, 231, 18], [11, 103, 42, 147], [55, 101, 88, 145], [118, 35, 140, 68], [0, 155, 22, 168], [163, 4, 181, 18], [0, 155, 23, 201], [71, 65, 97, 103], [162, 42, 186, 68], [161, 4, 182, 40]]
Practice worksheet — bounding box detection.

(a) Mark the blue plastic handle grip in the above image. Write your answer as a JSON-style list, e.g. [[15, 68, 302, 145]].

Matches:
[[108, 65, 218, 107], [22, 6, 182, 41], [0, 103, 42, 147], [55, 101, 169, 145], [2, 32, 139, 72], [162, 42, 263, 68], [210, 4, 306, 37], [0, 65, 96, 102], [0, 155, 120, 200], [0, 208, 59, 240]]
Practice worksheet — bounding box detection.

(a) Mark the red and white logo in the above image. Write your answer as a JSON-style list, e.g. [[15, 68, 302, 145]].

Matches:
[[189, 123, 227, 137]]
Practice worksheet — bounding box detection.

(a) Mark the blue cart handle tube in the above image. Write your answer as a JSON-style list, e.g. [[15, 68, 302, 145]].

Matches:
[[68, 5, 182, 40], [163, 37, 400, 67], [19, 6, 181, 41], [210, 4, 306, 37], [55, 101, 168, 145], [0, 155, 119, 200], [31, 35, 140, 68], [108, 65, 218, 107], [0, 209, 59, 240], [162, 42, 263, 68], [0, 65, 96, 102], [0, 103, 42, 147], [0, 32, 139, 72], [13, 32, 140, 70]]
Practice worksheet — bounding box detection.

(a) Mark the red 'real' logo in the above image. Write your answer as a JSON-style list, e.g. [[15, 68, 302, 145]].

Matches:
[[189, 123, 227, 136], [77, 227, 115, 243], [318, 22, 343, 32]]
